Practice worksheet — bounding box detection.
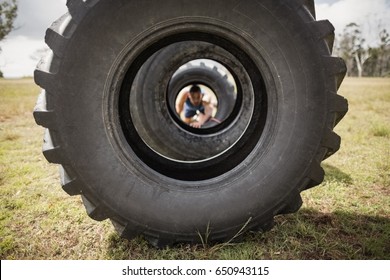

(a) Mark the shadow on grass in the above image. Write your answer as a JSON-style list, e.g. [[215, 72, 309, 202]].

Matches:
[[322, 163, 353, 185], [104, 158, 382, 260], [106, 208, 390, 260]]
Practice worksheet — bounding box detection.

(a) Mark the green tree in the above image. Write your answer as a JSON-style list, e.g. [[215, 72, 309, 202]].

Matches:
[[336, 22, 390, 77], [363, 29, 390, 77], [0, 0, 18, 42], [336, 23, 370, 77], [336, 23, 357, 76], [377, 29, 390, 76], [0, 0, 17, 77]]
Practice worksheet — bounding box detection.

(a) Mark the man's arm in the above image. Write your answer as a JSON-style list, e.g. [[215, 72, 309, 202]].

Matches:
[[176, 92, 188, 114], [190, 102, 213, 128]]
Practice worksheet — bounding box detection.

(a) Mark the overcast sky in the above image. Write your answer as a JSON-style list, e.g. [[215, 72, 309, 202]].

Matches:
[[0, 0, 389, 78]]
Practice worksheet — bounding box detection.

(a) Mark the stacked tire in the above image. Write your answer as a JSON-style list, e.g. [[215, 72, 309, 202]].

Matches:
[[34, 0, 348, 247]]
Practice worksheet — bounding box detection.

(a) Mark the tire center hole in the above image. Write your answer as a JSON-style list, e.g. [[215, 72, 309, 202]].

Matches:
[[174, 84, 219, 128], [169, 59, 237, 130], [127, 44, 254, 164]]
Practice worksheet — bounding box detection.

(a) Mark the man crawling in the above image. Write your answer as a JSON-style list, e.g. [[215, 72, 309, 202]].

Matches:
[[175, 85, 213, 128]]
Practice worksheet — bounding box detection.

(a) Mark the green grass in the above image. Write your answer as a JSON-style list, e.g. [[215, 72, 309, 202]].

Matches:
[[0, 77, 389, 260]]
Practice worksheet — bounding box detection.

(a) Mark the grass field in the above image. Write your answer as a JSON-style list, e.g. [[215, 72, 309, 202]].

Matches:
[[0, 77, 389, 260]]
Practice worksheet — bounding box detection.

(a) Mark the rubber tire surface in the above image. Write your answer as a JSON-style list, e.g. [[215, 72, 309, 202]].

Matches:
[[168, 63, 236, 128], [130, 41, 239, 161], [134, 42, 237, 124], [34, 0, 348, 247]]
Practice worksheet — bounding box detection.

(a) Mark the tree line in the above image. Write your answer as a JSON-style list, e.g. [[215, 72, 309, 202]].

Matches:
[[335, 22, 390, 77], [0, 0, 17, 77], [0, 1, 389, 78]]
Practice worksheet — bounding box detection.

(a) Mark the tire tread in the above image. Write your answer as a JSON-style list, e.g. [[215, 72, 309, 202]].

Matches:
[[60, 166, 83, 196], [42, 129, 63, 164], [33, 0, 348, 247]]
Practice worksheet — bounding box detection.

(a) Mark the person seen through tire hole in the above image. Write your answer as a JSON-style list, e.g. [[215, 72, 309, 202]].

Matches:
[[175, 85, 213, 128]]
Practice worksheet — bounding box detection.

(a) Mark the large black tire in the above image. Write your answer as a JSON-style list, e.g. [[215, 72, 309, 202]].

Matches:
[[34, 0, 348, 247]]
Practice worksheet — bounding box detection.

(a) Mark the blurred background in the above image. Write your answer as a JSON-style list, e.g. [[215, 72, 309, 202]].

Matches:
[[0, 0, 389, 79]]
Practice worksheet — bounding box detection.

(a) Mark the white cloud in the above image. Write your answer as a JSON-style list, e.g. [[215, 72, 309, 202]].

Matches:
[[0, 0, 67, 78], [12, 0, 67, 39], [316, 0, 390, 45], [0, 0, 389, 78], [0, 36, 46, 78]]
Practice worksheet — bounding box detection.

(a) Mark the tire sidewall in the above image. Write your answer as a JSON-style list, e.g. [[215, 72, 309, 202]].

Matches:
[[53, 0, 330, 234]]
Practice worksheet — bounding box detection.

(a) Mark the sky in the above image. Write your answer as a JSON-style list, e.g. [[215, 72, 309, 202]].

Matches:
[[0, 0, 389, 78]]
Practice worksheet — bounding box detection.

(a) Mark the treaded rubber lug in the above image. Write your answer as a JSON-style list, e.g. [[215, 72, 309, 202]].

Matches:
[[257, 219, 275, 233], [111, 219, 141, 240], [323, 56, 347, 89], [330, 94, 349, 125], [45, 28, 67, 58], [322, 129, 341, 158], [66, 0, 87, 13], [308, 20, 335, 52], [42, 129, 63, 164], [288, 0, 316, 20], [34, 70, 57, 94], [111, 220, 125, 236], [60, 166, 82, 196], [66, 0, 89, 23], [33, 90, 55, 128], [145, 234, 175, 249], [278, 195, 303, 214], [304, 162, 325, 190], [81, 195, 108, 221], [299, 0, 316, 19]]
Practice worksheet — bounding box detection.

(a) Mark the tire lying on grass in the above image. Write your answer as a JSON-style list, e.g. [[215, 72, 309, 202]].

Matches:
[[34, 0, 348, 247]]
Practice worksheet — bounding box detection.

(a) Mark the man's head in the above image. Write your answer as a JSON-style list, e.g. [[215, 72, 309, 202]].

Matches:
[[189, 85, 202, 106]]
